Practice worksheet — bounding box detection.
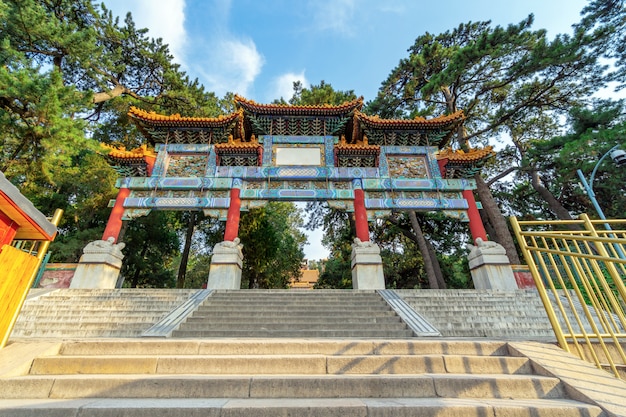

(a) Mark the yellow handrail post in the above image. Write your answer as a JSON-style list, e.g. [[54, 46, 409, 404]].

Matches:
[[510, 216, 569, 351]]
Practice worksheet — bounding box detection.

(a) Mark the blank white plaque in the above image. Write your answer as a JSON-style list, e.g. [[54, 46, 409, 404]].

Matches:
[[275, 147, 321, 166]]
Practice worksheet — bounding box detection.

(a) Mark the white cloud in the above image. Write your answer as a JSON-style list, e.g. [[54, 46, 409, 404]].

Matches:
[[194, 37, 264, 97], [271, 71, 308, 102], [102, 0, 188, 66], [103, 0, 265, 98], [307, 0, 357, 36]]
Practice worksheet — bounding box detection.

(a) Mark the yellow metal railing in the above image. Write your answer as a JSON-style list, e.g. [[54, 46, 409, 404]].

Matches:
[[511, 213, 626, 379], [0, 209, 63, 349]]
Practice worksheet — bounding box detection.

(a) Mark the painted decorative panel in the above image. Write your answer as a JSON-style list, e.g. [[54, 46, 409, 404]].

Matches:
[[166, 155, 208, 177], [386, 156, 428, 178]]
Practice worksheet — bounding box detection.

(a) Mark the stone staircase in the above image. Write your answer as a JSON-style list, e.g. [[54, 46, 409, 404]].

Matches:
[[0, 338, 615, 416], [11, 289, 197, 338], [172, 290, 415, 338], [396, 289, 556, 339]]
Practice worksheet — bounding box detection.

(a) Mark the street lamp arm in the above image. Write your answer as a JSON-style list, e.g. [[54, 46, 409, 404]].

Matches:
[[589, 144, 620, 186], [576, 144, 626, 260]]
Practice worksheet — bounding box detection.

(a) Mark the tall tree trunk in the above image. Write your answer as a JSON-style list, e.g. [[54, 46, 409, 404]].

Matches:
[[474, 174, 521, 264], [408, 211, 439, 289], [529, 170, 581, 223], [426, 239, 447, 289], [479, 209, 497, 242], [177, 211, 197, 288]]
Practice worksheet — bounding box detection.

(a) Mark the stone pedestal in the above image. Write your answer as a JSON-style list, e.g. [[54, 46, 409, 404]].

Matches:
[[467, 238, 517, 290], [351, 238, 385, 290], [207, 239, 243, 289], [70, 238, 125, 289]]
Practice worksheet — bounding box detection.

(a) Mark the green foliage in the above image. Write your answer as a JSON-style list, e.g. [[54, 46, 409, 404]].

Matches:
[[578, 1, 626, 88], [0, 0, 231, 288], [239, 202, 306, 289], [380, 245, 424, 289], [374, 212, 473, 289], [527, 101, 626, 220], [368, 16, 603, 146], [121, 212, 180, 288], [316, 254, 352, 289], [288, 80, 357, 106]]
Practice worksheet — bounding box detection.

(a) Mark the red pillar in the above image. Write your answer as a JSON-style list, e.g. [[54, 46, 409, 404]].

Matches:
[[437, 159, 448, 178], [0, 211, 18, 247], [354, 188, 370, 242], [463, 189, 488, 243], [144, 156, 156, 176], [224, 187, 241, 241], [102, 187, 130, 243]]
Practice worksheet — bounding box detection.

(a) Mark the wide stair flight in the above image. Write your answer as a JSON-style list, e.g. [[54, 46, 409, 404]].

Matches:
[[173, 290, 415, 338], [0, 339, 608, 416]]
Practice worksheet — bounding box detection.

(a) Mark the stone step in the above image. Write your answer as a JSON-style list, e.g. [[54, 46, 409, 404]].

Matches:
[[16, 312, 178, 320], [22, 303, 187, 309], [205, 290, 381, 302], [171, 329, 416, 338], [28, 355, 531, 376], [0, 397, 604, 417], [13, 322, 159, 331], [184, 316, 403, 324], [56, 340, 511, 356], [176, 322, 409, 331], [0, 373, 563, 399], [11, 330, 148, 338], [32, 297, 193, 301], [192, 310, 394, 316], [200, 300, 390, 311], [22, 303, 188, 315], [410, 306, 546, 312], [197, 301, 391, 308]]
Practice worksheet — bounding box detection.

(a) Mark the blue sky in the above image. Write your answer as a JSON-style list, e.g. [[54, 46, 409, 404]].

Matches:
[[103, 0, 588, 104], [101, 0, 590, 259]]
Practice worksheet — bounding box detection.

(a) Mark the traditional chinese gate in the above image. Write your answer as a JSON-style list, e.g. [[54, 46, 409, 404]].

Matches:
[[102, 96, 494, 289]]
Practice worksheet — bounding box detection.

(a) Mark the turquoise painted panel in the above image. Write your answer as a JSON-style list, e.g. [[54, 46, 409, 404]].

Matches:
[[364, 198, 469, 210], [123, 197, 231, 210], [240, 189, 354, 200]]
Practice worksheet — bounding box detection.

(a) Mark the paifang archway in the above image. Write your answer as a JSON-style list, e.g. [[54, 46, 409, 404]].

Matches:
[[102, 96, 494, 289]]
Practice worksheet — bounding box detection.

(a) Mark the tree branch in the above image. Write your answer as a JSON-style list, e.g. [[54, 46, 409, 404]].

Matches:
[[486, 166, 518, 186]]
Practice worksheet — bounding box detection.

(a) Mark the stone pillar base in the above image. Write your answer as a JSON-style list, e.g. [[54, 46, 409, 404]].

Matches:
[[207, 239, 243, 289], [70, 238, 125, 289], [467, 238, 517, 290], [351, 238, 385, 290]]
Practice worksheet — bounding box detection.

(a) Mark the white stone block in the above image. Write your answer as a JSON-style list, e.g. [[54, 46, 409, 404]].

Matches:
[[70, 238, 125, 289], [351, 239, 385, 290], [207, 239, 244, 289], [466, 238, 517, 290]]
